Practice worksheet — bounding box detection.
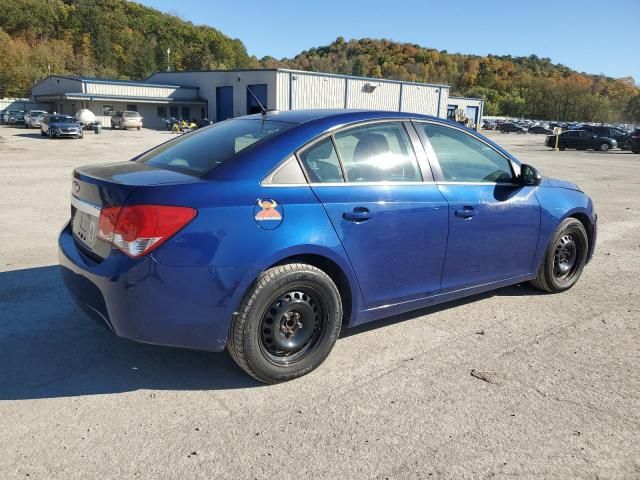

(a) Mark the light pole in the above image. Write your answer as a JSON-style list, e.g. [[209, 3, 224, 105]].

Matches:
[[167, 48, 171, 72]]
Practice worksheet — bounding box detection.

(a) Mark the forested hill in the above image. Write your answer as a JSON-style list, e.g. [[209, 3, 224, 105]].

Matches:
[[1, 1, 638, 122], [0, 0, 254, 97], [268, 38, 639, 123]]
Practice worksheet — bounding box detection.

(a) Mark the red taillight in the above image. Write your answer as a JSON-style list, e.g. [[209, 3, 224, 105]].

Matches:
[[98, 205, 196, 258]]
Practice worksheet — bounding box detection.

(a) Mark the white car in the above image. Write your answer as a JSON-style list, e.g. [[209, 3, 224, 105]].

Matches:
[[111, 111, 143, 130], [25, 110, 48, 128]]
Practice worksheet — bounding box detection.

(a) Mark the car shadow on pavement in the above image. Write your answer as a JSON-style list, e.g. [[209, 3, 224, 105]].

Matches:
[[13, 132, 50, 140], [0, 266, 261, 400], [1, 266, 545, 400]]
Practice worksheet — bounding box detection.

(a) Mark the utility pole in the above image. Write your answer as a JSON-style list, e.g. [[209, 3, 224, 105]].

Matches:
[[167, 48, 171, 72]]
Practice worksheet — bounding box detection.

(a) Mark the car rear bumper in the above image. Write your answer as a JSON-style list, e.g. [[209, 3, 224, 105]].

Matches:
[[58, 222, 248, 352]]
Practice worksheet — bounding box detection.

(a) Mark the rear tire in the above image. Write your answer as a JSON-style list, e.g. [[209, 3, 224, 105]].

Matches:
[[228, 263, 343, 384], [599, 143, 609, 152], [530, 218, 589, 293]]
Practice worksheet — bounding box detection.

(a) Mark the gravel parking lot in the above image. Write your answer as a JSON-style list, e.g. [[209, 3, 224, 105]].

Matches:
[[1, 125, 638, 479]]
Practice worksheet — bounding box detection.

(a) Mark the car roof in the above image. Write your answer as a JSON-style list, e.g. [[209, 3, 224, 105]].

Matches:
[[240, 109, 437, 124]]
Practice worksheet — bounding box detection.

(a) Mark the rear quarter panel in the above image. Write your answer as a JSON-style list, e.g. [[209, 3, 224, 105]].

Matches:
[[126, 180, 363, 328]]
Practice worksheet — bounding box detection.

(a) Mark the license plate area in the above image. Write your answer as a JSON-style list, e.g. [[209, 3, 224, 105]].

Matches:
[[71, 197, 101, 250]]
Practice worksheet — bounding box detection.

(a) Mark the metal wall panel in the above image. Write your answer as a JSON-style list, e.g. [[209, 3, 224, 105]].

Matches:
[[346, 79, 401, 110], [31, 76, 83, 96], [84, 82, 196, 99], [290, 73, 345, 109], [276, 71, 291, 110], [400, 84, 443, 116]]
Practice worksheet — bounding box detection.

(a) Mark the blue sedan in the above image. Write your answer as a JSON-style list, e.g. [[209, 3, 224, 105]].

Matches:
[[59, 109, 597, 383]]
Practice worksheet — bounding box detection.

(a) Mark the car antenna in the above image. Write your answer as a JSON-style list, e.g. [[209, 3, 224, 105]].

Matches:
[[238, 74, 267, 116]]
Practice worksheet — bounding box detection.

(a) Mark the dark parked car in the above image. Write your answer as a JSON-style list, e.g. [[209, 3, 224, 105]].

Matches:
[[580, 125, 631, 150], [528, 125, 553, 135], [499, 122, 527, 134], [7, 110, 25, 125], [60, 109, 597, 383], [41, 114, 84, 139], [546, 129, 616, 151], [631, 128, 640, 153]]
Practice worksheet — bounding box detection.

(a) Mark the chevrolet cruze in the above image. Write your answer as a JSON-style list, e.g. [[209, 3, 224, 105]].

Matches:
[[59, 110, 597, 383]]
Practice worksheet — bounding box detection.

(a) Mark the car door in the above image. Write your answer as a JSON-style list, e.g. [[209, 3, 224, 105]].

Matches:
[[415, 121, 541, 292], [579, 130, 596, 148], [297, 121, 449, 308]]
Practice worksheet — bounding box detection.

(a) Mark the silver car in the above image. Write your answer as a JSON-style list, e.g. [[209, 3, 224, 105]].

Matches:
[[25, 110, 48, 128], [111, 110, 143, 130]]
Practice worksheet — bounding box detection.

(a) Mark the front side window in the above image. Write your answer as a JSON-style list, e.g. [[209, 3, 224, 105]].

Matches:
[[298, 137, 344, 183], [421, 123, 513, 183], [333, 122, 421, 183], [136, 119, 291, 175]]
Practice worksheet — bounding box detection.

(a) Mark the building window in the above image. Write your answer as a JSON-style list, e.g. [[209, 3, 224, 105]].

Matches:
[[170, 106, 179, 118], [201, 107, 206, 119], [103, 105, 114, 116], [447, 105, 457, 121], [157, 106, 167, 118], [126, 104, 138, 112], [181, 106, 190, 120]]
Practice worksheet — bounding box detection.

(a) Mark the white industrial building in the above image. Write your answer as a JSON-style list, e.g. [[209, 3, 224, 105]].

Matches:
[[28, 69, 484, 130]]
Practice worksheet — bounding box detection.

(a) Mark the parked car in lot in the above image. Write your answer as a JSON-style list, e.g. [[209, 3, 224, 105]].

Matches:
[[24, 110, 48, 128], [631, 128, 640, 154], [528, 125, 553, 135], [60, 110, 597, 383], [499, 122, 527, 134], [41, 114, 84, 139], [111, 110, 143, 130], [7, 110, 25, 125], [580, 125, 632, 150], [546, 129, 617, 151]]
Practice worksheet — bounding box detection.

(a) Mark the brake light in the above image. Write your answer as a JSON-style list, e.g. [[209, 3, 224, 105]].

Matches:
[[98, 205, 196, 258]]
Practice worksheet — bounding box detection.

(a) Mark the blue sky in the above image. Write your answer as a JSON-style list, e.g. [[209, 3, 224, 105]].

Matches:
[[138, 0, 640, 82]]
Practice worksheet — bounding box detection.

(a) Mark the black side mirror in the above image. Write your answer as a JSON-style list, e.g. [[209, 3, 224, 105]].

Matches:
[[520, 164, 542, 186]]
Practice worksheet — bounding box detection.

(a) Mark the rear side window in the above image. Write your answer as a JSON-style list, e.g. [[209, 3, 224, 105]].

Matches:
[[298, 138, 344, 183], [136, 119, 291, 175], [421, 123, 513, 183], [333, 122, 421, 182]]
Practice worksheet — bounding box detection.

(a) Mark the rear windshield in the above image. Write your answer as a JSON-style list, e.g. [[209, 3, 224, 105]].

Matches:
[[136, 119, 292, 175], [124, 111, 140, 117]]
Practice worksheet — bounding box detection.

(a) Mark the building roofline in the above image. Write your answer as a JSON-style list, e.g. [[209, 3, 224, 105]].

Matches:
[[448, 96, 485, 102], [147, 68, 451, 89]]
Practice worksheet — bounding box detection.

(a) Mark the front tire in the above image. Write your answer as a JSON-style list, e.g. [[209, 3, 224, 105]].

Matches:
[[599, 143, 609, 152], [228, 263, 343, 383], [530, 218, 589, 293]]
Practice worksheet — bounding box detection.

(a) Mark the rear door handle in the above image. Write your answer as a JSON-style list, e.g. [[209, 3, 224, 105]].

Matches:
[[343, 207, 373, 222], [454, 206, 478, 219]]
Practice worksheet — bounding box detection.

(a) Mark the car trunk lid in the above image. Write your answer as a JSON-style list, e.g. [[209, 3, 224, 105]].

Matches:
[[70, 161, 198, 259]]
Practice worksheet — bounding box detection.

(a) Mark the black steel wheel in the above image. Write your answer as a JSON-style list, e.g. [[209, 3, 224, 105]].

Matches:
[[228, 263, 342, 383], [530, 217, 589, 293], [259, 288, 326, 365]]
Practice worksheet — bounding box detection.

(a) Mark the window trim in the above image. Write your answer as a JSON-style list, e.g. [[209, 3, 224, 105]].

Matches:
[[413, 120, 520, 185]]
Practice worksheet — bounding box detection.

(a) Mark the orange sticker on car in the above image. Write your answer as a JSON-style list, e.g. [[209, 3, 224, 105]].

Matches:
[[255, 199, 282, 221]]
